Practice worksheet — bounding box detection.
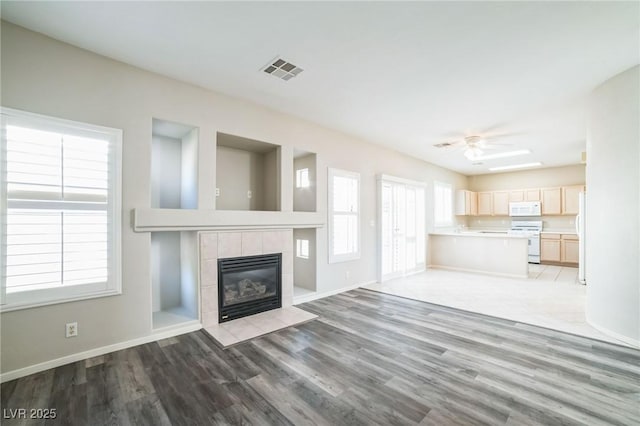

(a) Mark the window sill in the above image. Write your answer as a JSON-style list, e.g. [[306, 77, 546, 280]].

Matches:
[[0, 288, 122, 313]]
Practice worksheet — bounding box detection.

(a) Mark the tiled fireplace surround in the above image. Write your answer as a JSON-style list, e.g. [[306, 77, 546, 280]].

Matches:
[[199, 229, 315, 346]]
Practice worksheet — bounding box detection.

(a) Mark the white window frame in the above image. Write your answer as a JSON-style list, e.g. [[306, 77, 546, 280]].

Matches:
[[1, 107, 122, 312], [433, 181, 453, 227], [296, 239, 309, 259], [328, 168, 360, 263], [296, 168, 310, 188]]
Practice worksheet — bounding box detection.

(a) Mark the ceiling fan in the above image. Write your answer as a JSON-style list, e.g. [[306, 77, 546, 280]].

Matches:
[[433, 134, 512, 160]]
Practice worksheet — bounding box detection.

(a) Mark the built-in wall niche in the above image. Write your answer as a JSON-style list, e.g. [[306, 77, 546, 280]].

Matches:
[[151, 231, 199, 329], [216, 132, 280, 211], [293, 228, 317, 296], [151, 118, 198, 209], [293, 150, 317, 212]]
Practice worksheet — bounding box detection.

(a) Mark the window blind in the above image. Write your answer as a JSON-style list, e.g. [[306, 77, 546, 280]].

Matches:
[[3, 119, 115, 300], [328, 169, 360, 263]]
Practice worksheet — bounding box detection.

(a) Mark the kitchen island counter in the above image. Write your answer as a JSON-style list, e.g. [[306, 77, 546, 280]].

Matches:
[[429, 232, 529, 278]]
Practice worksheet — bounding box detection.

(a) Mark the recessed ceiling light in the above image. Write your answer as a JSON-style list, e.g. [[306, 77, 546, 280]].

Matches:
[[262, 56, 304, 81], [489, 162, 543, 171], [471, 149, 531, 161]]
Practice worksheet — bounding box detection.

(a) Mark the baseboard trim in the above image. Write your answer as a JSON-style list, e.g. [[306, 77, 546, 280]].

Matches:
[[585, 317, 640, 348], [293, 281, 377, 305], [429, 265, 528, 280], [0, 321, 202, 383]]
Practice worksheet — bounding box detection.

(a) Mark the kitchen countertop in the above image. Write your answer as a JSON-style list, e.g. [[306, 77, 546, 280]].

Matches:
[[540, 230, 578, 235], [430, 231, 528, 239]]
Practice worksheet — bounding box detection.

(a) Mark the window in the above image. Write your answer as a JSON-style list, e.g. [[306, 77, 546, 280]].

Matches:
[[296, 168, 309, 188], [434, 181, 453, 227], [328, 168, 360, 263], [1, 108, 122, 311], [296, 239, 309, 259]]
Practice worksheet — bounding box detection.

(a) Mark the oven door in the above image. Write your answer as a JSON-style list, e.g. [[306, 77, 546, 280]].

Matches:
[[528, 235, 540, 256]]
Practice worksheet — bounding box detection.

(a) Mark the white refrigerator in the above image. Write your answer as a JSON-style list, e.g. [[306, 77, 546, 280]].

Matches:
[[576, 192, 586, 284]]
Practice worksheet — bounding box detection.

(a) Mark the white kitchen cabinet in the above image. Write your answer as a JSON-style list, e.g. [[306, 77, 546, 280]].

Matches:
[[562, 185, 584, 215], [379, 176, 425, 281], [509, 190, 525, 202], [541, 234, 561, 263], [541, 233, 579, 265], [525, 189, 541, 201], [492, 191, 510, 216], [456, 190, 477, 216], [477, 192, 493, 216], [561, 234, 579, 264], [541, 187, 562, 215]]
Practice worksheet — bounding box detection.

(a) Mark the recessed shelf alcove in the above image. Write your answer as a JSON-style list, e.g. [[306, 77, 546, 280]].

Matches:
[[293, 150, 317, 212], [151, 118, 198, 209], [151, 231, 199, 329], [293, 228, 317, 295], [216, 132, 280, 211]]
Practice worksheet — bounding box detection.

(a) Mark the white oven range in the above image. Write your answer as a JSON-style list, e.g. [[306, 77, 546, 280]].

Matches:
[[508, 220, 543, 264]]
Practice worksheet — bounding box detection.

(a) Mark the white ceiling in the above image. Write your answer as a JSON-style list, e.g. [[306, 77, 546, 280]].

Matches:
[[2, 2, 639, 175]]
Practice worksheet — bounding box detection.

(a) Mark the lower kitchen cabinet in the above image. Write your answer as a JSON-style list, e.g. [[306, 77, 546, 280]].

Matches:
[[541, 234, 561, 263], [561, 234, 579, 264], [541, 233, 579, 265]]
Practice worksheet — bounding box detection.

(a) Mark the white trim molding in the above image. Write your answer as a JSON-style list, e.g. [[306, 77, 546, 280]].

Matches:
[[293, 280, 375, 305], [0, 321, 202, 383]]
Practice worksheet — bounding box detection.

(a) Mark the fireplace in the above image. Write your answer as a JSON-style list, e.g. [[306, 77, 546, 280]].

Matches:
[[218, 253, 282, 322]]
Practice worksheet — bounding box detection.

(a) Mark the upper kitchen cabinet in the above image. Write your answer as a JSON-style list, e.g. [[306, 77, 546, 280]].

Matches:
[[509, 190, 524, 202], [509, 188, 540, 203], [477, 192, 493, 216], [455, 190, 477, 216], [216, 132, 280, 211], [525, 189, 541, 201], [541, 187, 562, 215], [492, 191, 509, 216], [151, 118, 199, 209], [562, 185, 585, 215]]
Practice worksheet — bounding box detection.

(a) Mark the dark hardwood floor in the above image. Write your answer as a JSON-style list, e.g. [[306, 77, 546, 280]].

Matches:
[[2, 288, 639, 425]]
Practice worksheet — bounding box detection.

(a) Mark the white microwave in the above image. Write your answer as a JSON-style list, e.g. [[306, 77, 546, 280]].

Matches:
[[509, 201, 541, 217]]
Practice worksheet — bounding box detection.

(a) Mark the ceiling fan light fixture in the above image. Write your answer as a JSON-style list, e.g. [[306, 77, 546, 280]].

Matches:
[[473, 149, 531, 161], [489, 162, 543, 171], [464, 147, 483, 160]]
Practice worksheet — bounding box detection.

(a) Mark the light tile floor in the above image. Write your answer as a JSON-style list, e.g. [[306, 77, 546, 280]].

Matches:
[[204, 306, 317, 347], [365, 265, 628, 346]]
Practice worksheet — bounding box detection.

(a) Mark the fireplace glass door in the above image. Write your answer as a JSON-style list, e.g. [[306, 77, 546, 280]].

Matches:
[[218, 254, 281, 322]]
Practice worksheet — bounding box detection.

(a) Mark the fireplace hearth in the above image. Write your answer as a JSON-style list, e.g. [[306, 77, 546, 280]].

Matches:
[[218, 253, 282, 322]]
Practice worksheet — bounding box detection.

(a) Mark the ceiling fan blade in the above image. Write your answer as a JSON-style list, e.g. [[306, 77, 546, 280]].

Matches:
[[432, 139, 465, 149]]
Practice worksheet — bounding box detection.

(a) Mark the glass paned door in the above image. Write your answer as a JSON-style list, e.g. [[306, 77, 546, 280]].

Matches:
[[379, 178, 426, 282]]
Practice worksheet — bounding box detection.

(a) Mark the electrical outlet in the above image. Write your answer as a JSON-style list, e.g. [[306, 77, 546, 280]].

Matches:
[[247, 190, 252, 199], [215, 188, 220, 197], [345, 271, 351, 280], [65, 322, 78, 338]]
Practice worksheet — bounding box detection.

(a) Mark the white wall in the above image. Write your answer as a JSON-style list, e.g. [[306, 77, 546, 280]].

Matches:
[[216, 146, 266, 210], [180, 129, 199, 209], [586, 65, 639, 346], [0, 22, 468, 374]]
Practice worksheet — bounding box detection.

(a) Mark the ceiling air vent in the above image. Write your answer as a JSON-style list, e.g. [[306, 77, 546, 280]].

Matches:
[[262, 57, 304, 81], [433, 142, 454, 148]]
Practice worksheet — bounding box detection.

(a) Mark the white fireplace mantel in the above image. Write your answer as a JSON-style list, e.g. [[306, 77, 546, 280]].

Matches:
[[132, 208, 324, 232]]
